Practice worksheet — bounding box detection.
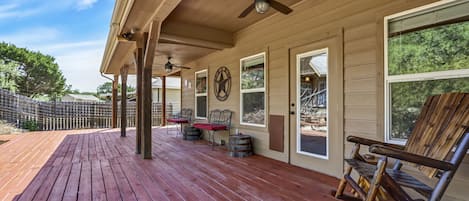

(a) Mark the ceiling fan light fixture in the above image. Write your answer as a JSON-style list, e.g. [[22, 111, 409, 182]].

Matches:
[[165, 62, 172, 73], [255, 0, 270, 14]]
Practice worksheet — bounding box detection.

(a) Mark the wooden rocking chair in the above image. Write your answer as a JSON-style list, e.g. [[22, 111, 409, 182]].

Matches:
[[334, 93, 469, 201]]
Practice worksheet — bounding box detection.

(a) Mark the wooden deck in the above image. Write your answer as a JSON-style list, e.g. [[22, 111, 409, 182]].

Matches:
[[0, 128, 339, 201]]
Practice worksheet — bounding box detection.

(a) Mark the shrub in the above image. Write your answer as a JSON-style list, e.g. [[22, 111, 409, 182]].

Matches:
[[22, 120, 39, 131]]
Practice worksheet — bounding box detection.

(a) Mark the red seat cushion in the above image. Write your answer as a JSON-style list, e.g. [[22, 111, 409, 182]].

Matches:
[[167, 118, 189, 123], [193, 123, 227, 131]]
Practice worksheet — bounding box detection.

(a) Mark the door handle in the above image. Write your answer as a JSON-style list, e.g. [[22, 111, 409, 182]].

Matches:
[[290, 111, 295, 115]]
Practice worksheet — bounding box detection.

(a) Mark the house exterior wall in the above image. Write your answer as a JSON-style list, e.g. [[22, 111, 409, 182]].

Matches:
[[152, 88, 181, 113], [180, 0, 468, 199], [61, 96, 77, 102]]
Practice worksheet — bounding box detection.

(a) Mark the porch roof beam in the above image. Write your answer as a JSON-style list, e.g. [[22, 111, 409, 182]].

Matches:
[[159, 21, 234, 50], [144, 21, 161, 69]]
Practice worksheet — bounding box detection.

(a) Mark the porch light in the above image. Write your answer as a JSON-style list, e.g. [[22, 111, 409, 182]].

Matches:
[[305, 76, 310, 82], [255, 0, 270, 14]]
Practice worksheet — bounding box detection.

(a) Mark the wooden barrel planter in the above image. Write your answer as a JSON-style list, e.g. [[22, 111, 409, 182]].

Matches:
[[183, 126, 201, 141], [228, 134, 253, 157]]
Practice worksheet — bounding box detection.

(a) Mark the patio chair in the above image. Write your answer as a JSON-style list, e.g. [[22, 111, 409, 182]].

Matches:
[[334, 92, 469, 201], [193, 109, 233, 149], [166, 108, 192, 137]]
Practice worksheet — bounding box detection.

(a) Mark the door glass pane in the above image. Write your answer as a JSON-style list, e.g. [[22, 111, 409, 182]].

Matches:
[[298, 51, 328, 157]]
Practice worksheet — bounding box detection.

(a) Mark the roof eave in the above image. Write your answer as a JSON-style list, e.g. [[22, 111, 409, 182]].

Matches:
[[100, 0, 135, 74]]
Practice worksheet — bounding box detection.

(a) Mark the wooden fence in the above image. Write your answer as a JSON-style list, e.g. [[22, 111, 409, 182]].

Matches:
[[0, 89, 172, 131]]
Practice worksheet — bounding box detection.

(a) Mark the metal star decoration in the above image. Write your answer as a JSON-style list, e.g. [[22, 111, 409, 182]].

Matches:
[[214, 66, 231, 101]]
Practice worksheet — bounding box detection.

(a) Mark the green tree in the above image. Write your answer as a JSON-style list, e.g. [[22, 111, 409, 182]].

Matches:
[[0, 59, 19, 91], [96, 81, 135, 95], [0, 42, 67, 100]]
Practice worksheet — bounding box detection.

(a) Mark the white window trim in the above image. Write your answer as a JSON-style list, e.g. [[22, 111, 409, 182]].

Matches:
[[240, 52, 266, 127], [195, 69, 208, 119], [383, 0, 469, 145], [295, 48, 329, 160]]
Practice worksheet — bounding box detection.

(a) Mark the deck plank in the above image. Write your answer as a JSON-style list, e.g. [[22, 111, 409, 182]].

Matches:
[[48, 164, 72, 201], [100, 160, 122, 201], [91, 160, 106, 201], [30, 165, 62, 201], [1, 128, 339, 201], [77, 161, 91, 201], [108, 158, 137, 201], [62, 163, 81, 201]]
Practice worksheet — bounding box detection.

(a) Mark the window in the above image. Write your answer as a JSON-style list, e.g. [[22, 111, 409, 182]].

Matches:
[[384, 0, 469, 144], [240, 52, 266, 126], [195, 70, 208, 119]]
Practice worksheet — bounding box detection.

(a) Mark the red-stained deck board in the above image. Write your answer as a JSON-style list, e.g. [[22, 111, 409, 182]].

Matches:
[[121, 158, 170, 201], [62, 163, 81, 201], [8, 128, 339, 201], [100, 160, 122, 201], [77, 161, 91, 201], [91, 160, 106, 201], [108, 158, 138, 201], [71, 134, 84, 163], [116, 157, 153, 201], [17, 166, 53, 201], [32, 165, 62, 201], [48, 164, 72, 201]]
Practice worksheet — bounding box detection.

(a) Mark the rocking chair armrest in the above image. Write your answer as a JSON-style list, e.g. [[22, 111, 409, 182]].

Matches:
[[347, 136, 405, 150], [369, 144, 454, 171]]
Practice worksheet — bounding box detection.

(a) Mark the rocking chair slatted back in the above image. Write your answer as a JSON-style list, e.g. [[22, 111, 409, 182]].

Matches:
[[404, 93, 469, 178]]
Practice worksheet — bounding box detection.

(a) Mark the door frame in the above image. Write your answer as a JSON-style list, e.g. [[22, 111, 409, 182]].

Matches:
[[287, 29, 344, 177]]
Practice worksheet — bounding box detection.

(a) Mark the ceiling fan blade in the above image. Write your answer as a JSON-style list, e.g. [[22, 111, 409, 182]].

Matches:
[[174, 65, 191, 69], [238, 3, 255, 18], [269, 0, 293, 15]]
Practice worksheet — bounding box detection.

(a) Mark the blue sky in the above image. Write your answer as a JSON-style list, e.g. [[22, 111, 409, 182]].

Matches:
[[0, 0, 115, 92]]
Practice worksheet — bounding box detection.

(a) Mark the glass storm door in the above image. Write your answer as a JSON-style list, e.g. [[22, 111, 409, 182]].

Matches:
[[289, 36, 343, 177]]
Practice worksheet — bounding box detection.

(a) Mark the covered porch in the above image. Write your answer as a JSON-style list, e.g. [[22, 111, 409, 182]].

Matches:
[[0, 128, 338, 201], [97, 0, 469, 200]]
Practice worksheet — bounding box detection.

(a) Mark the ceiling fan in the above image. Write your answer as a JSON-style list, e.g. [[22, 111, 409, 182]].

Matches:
[[239, 0, 293, 18], [158, 57, 191, 73]]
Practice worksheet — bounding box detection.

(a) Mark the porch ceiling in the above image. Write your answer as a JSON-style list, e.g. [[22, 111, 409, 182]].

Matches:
[[100, 0, 302, 76], [164, 0, 302, 32]]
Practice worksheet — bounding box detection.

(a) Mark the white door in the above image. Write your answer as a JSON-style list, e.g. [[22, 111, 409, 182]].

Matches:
[[289, 36, 344, 177]]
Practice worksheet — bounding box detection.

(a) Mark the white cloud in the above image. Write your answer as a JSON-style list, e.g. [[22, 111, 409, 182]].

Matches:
[[0, 27, 61, 47], [76, 0, 98, 10], [35, 40, 104, 55], [0, 0, 95, 19], [0, 3, 41, 19]]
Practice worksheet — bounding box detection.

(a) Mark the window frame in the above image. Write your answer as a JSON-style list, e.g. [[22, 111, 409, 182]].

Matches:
[[383, 0, 469, 145], [240, 52, 267, 127], [195, 69, 208, 119]]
